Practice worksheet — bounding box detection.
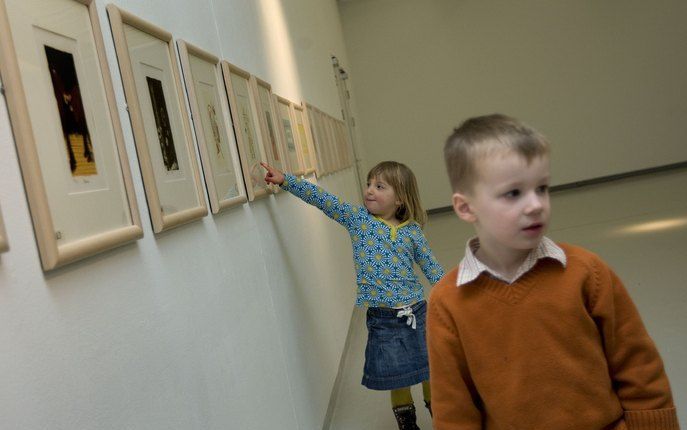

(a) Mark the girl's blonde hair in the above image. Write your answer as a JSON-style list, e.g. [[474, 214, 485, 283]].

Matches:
[[367, 161, 428, 227]]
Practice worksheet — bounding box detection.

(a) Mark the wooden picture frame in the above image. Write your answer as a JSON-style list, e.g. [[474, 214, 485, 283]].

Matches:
[[274, 95, 303, 175], [107, 5, 207, 233], [305, 103, 327, 176], [177, 40, 247, 213], [293, 102, 317, 175], [0, 206, 8, 253], [220, 61, 269, 201], [0, 0, 143, 270], [251, 77, 287, 174]]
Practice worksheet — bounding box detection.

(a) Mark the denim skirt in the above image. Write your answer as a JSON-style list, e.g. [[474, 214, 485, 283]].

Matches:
[[361, 300, 429, 390]]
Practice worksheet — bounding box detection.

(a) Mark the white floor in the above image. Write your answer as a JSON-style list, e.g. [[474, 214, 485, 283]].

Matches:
[[328, 169, 687, 430]]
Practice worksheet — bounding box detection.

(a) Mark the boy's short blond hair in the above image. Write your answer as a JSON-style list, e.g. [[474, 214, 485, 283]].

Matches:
[[444, 114, 550, 192]]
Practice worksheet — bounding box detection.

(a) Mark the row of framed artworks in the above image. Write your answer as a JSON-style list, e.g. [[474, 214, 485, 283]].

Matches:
[[305, 105, 354, 176], [0, 0, 345, 270]]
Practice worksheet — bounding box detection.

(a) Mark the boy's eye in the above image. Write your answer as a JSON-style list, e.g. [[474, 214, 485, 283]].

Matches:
[[504, 189, 520, 198], [537, 185, 549, 194]]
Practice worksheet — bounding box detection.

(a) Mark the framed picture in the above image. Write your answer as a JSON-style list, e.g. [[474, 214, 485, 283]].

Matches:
[[251, 77, 287, 174], [0, 206, 8, 253], [220, 61, 269, 201], [305, 103, 327, 176], [177, 40, 247, 214], [318, 110, 335, 174], [292, 102, 317, 175], [337, 120, 352, 169], [107, 5, 207, 232], [0, 0, 142, 270], [274, 95, 302, 175]]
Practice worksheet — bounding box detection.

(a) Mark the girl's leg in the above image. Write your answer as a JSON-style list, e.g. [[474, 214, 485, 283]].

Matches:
[[390, 387, 413, 407], [390, 388, 420, 430], [421, 380, 432, 417]]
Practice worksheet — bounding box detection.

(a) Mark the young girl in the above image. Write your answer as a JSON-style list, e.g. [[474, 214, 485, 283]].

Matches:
[[261, 161, 445, 430]]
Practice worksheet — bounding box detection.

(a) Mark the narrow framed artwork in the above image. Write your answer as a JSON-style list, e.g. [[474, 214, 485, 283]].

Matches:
[[274, 95, 302, 175], [305, 103, 327, 176], [0, 0, 143, 270], [293, 102, 317, 175], [251, 77, 287, 174], [107, 5, 207, 232], [177, 40, 247, 213], [220, 61, 269, 201], [0, 206, 8, 253]]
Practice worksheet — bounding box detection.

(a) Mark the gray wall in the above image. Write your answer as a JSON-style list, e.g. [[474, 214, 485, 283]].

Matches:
[[0, 0, 360, 429], [339, 0, 687, 209]]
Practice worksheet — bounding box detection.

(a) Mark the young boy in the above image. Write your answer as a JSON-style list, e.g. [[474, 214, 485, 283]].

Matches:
[[427, 114, 679, 429]]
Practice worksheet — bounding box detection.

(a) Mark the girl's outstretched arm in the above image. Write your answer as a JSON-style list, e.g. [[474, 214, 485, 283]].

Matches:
[[260, 162, 360, 229]]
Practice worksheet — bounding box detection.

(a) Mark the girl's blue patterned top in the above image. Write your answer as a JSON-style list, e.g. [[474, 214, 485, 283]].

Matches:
[[281, 174, 445, 308]]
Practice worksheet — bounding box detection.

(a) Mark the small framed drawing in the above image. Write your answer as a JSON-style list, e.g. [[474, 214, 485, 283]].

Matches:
[[107, 5, 207, 232], [338, 120, 352, 169], [274, 95, 303, 175], [177, 40, 247, 213], [293, 102, 317, 175], [251, 77, 287, 174], [220, 61, 269, 201], [305, 103, 327, 176], [0, 206, 8, 253], [318, 110, 335, 174], [0, 0, 142, 270]]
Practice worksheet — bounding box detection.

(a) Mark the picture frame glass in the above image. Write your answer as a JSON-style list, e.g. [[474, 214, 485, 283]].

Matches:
[[229, 71, 267, 196], [293, 107, 314, 172], [124, 24, 201, 214], [187, 53, 243, 204], [277, 100, 300, 173], [255, 83, 284, 171]]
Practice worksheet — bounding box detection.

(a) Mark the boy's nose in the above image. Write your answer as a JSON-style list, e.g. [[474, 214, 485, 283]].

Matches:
[[524, 193, 544, 214]]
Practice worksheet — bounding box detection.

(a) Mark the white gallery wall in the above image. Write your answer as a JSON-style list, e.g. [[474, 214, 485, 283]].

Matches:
[[339, 0, 687, 210], [0, 0, 359, 429]]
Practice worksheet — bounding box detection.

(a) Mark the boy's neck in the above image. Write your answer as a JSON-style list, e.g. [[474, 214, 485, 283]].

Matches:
[[474, 241, 534, 280]]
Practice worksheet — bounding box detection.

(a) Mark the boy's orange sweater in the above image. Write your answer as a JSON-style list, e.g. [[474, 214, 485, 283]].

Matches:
[[427, 243, 679, 429]]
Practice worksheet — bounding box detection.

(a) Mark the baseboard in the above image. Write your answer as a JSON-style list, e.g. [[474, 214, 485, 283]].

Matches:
[[427, 161, 687, 215]]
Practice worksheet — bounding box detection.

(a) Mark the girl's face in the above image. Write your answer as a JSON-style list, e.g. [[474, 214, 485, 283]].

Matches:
[[364, 176, 401, 220]]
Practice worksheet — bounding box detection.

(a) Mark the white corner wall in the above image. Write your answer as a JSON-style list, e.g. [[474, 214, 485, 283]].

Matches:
[[0, 0, 359, 429], [339, 0, 687, 210]]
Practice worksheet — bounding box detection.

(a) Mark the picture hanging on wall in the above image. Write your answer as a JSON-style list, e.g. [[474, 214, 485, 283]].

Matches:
[[177, 40, 247, 213], [0, 205, 9, 253], [251, 77, 288, 175], [274, 95, 303, 176], [305, 103, 327, 176], [107, 5, 207, 233], [0, 0, 143, 270], [293, 102, 317, 175], [221, 61, 269, 201]]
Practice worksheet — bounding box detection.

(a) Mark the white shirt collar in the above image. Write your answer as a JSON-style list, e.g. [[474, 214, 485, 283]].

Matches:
[[456, 236, 566, 286]]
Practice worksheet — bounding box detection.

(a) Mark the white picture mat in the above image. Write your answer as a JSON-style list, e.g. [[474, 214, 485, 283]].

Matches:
[[187, 53, 243, 203], [125, 24, 199, 214], [7, 0, 132, 245], [229, 71, 267, 196], [277, 99, 300, 173]]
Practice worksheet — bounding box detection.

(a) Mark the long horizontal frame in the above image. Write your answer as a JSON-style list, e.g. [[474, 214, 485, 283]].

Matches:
[[177, 39, 247, 213], [107, 4, 207, 232], [0, 0, 143, 270]]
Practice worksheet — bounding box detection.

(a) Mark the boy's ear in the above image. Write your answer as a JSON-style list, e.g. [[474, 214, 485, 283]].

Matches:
[[452, 192, 476, 223]]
